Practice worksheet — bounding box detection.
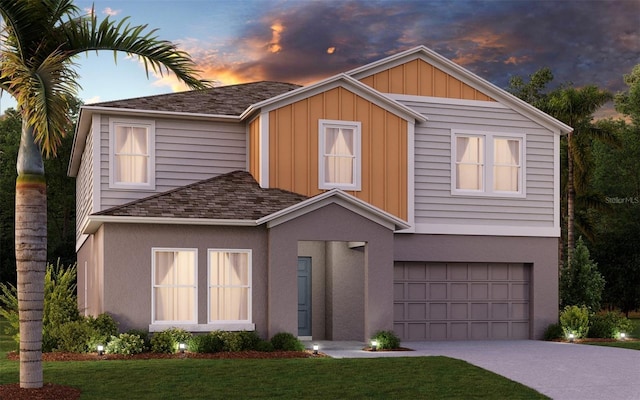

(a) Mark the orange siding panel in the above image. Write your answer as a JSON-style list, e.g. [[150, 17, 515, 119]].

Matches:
[[293, 100, 310, 194], [249, 118, 260, 183], [389, 65, 405, 94], [404, 60, 419, 96]]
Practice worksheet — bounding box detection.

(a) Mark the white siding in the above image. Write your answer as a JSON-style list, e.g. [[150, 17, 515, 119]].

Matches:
[[76, 127, 94, 242], [98, 115, 247, 210], [401, 98, 557, 234]]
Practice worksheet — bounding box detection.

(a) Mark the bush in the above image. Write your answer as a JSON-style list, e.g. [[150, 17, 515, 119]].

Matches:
[[151, 328, 193, 353], [125, 329, 151, 351], [588, 311, 633, 338], [270, 332, 304, 351], [543, 323, 564, 341], [105, 333, 145, 355], [55, 320, 95, 353], [371, 330, 401, 350], [222, 330, 261, 352], [255, 340, 274, 352], [188, 333, 224, 353], [560, 238, 605, 311], [560, 305, 590, 339]]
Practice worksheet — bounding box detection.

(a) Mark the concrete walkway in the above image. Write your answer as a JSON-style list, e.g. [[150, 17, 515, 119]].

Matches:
[[306, 340, 640, 400]]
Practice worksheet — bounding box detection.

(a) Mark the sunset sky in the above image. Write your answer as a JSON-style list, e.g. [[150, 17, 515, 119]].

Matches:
[[1, 0, 638, 116]]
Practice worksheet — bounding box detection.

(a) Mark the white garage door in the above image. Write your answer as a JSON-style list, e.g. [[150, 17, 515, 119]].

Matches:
[[393, 262, 530, 340]]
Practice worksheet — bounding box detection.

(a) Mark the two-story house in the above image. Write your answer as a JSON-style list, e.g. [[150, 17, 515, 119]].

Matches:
[[68, 46, 571, 342]]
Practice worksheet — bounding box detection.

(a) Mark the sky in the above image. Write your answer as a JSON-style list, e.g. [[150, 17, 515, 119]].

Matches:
[[1, 0, 638, 117]]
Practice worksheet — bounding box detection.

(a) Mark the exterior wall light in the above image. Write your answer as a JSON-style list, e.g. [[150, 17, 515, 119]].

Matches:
[[313, 344, 319, 355], [97, 344, 104, 356], [179, 343, 186, 353], [371, 340, 378, 351]]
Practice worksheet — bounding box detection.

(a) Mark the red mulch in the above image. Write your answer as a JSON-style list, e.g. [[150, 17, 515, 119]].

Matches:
[[0, 350, 321, 400]]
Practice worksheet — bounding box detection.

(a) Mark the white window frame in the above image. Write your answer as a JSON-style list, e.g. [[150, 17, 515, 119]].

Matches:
[[109, 118, 155, 190], [151, 248, 198, 326], [318, 119, 362, 191], [451, 130, 525, 198], [207, 249, 253, 330]]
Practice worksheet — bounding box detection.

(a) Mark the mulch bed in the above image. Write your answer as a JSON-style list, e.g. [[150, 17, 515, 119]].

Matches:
[[1, 350, 322, 400]]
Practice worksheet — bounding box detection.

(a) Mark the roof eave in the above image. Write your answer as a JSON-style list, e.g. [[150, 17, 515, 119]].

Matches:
[[83, 215, 258, 234]]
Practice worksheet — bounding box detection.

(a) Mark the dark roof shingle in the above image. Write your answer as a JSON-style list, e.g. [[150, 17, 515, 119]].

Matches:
[[90, 81, 301, 115], [96, 171, 308, 220]]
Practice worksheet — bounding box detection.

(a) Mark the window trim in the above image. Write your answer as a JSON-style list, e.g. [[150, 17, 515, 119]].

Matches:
[[109, 118, 156, 190], [451, 130, 526, 198], [318, 119, 362, 191], [207, 249, 253, 326], [151, 248, 198, 325]]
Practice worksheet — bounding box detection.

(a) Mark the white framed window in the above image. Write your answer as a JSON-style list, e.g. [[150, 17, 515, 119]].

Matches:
[[318, 119, 361, 190], [109, 118, 155, 190], [152, 248, 197, 324], [208, 249, 252, 324], [452, 130, 525, 197]]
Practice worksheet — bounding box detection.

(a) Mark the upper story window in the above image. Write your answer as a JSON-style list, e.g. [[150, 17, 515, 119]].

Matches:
[[319, 119, 361, 191], [452, 130, 525, 197], [109, 119, 155, 190], [152, 248, 197, 324], [208, 250, 252, 323]]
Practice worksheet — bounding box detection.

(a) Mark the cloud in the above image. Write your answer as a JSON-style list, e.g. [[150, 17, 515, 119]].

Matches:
[[146, 0, 640, 96], [102, 7, 121, 17]]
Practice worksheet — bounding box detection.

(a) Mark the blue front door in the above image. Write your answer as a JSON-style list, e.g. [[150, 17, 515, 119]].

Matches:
[[297, 257, 312, 336]]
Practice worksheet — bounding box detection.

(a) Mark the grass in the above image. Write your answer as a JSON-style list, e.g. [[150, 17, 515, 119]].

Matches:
[[0, 321, 548, 400], [581, 317, 640, 350]]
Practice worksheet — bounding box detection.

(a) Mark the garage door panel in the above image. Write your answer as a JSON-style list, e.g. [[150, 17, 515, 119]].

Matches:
[[394, 262, 531, 340]]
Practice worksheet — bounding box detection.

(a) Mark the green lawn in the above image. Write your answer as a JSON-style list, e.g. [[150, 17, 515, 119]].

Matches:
[[0, 321, 548, 399]]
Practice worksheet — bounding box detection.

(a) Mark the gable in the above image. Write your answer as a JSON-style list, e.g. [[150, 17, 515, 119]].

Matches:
[[358, 59, 494, 101]]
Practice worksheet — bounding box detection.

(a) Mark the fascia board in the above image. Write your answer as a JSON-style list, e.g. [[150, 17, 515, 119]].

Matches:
[[257, 189, 411, 231], [68, 107, 92, 177], [83, 215, 257, 234], [347, 45, 572, 135], [242, 73, 427, 124], [79, 105, 241, 122]]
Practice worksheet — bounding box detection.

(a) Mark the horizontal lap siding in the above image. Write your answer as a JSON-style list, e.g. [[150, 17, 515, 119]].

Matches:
[[406, 100, 555, 228], [99, 116, 246, 209], [76, 128, 94, 241]]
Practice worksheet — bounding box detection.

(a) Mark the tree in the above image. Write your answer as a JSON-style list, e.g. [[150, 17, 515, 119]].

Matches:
[[0, 1, 208, 389], [559, 237, 605, 311], [546, 85, 614, 265]]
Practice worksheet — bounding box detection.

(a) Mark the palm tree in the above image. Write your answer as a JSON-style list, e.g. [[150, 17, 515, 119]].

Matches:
[[547, 85, 614, 265], [0, 1, 208, 388]]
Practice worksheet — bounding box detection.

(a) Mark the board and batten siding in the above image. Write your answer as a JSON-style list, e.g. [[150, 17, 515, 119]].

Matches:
[[400, 97, 557, 234], [98, 115, 247, 210], [267, 86, 408, 220], [76, 126, 95, 242], [358, 58, 495, 101]]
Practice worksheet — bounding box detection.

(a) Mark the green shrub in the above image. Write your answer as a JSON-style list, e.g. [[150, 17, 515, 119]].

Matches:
[[560, 238, 605, 311], [55, 320, 95, 353], [188, 332, 225, 353], [105, 333, 145, 355], [151, 328, 193, 353], [270, 332, 304, 351], [371, 330, 401, 350], [560, 305, 590, 339], [125, 329, 151, 351], [255, 340, 274, 352], [589, 311, 633, 338], [222, 330, 261, 352], [543, 323, 564, 341]]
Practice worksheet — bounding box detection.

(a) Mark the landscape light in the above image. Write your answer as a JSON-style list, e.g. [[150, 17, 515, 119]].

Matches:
[[313, 344, 319, 355], [97, 344, 104, 356], [371, 340, 378, 351], [568, 333, 575, 343], [620, 332, 626, 340], [179, 343, 186, 353]]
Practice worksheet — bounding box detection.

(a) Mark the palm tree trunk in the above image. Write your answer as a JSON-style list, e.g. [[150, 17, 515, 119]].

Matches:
[[15, 123, 46, 389], [567, 131, 575, 267]]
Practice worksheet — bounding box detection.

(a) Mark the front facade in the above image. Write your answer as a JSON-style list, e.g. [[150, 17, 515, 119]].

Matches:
[[69, 46, 571, 341]]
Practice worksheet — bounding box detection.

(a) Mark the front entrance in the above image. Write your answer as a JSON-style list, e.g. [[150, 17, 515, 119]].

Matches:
[[297, 257, 312, 337]]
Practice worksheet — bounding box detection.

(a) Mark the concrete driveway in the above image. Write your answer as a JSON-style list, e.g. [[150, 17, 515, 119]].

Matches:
[[312, 340, 640, 400]]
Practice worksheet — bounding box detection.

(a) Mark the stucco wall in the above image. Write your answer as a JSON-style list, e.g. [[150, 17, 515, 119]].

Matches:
[[99, 223, 269, 335], [268, 203, 395, 341], [394, 234, 559, 339]]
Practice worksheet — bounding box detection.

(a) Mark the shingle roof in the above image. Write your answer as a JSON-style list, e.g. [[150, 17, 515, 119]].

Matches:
[[95, 171, 308, 220], [90, 81, 301, 115]]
